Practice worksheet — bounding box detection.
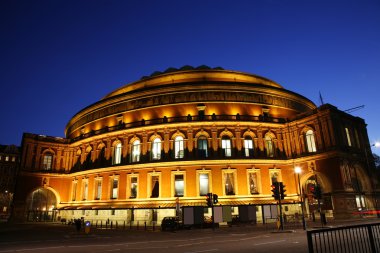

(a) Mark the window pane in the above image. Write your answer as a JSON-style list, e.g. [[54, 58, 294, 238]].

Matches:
[[345, 128, 352, 147], [174, 174, 184, 197], [151, 176, 159, 198], [249, 173, 258, 194], [175, 136, 184, 159], [82, 181, 88, 200], [114, 143, 122, 164], [265, 136, 274, 157], [198, 137, 208, 158], [130, 177, 138, 198], [112, 179, 118, 199], [271, 172, 279, 184], [306, 130, 317, 152], [132, 140, 140, 162], [95, 180, 102, 199], [72, 182, 77, 201], [43, 155, 53, 170], [152, 139, 161, 160], [244, 137, 253, 157], [222, 138, 231, 157], [224, 173, 235, 195], [199, 174, 209, 196]]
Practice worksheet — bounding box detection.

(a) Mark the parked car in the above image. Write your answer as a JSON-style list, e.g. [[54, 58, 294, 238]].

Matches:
[[161, 216, 181, 231]]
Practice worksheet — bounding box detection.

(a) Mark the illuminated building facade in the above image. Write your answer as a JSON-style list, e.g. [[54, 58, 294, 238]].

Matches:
[[13, 67, 378, 223], [0, 145, 20, 220]]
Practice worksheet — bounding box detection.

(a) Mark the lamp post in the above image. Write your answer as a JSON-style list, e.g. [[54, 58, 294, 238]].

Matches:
[[295, 166, 306, 230]]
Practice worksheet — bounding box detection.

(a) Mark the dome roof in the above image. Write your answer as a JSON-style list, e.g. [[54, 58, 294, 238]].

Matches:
[[103, 68, 283, 100], [65, 68, 316, 139]]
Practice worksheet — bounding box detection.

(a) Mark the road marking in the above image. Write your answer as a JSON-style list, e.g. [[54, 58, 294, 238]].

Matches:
[[178, 242, 205, 247], [254, 240, 286, 246], [4, 246, 66, 252], [106, 249, 121, 252], [184, 249, 218, 253]]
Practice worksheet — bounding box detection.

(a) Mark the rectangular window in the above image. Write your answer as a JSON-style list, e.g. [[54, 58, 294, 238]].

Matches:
[[95, 179, 102, 200], [151, 175, 159, 198], [130, 177, 138, 198], [345, 127, 352, 147], [5, 156, 9, 162], [11, 156, 16, 162], [174, 174, 184, 197], [43, 155, 52, 170], [175, 138, 184, 159], [198, 138, 208, 158], [132, 143, 141, 162], [248, 172, 259, 194], [72, 181, 77, 201], [82, 180, 88, 200], [244, 139, 253, 157], [270, 171, 280, 184], [113, 144, 122, 165], [111, 178, 119, 199], [199, 173, 209, 196], [224, 173, 235, 195], [152, 140, 161, 160], [222, 139, 232, 157]]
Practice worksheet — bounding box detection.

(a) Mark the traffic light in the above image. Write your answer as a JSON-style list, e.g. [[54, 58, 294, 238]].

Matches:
[[206, 193, 213, 206], [271, 182, 280, 200], [279, 182, 286, 200], [213, 194, 218, 204], [312, 185, 322, 200]]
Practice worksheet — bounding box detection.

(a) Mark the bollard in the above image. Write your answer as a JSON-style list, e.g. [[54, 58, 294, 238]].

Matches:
[[153, 221, 155, 231], [100, 220, 103, 229], [116, 221, 118, 229], [144, 221, 147, 230], [123, 221, 125, 230], [137, 221, 139, 230], [130, 221, 132, 229], [111, 221, 113, 229]]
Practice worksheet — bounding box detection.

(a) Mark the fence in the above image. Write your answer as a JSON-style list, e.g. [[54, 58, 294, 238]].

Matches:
[[307, 222, 380, 253]]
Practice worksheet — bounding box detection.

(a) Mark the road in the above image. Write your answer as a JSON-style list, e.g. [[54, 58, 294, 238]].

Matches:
[[0, 223, 308, 253]]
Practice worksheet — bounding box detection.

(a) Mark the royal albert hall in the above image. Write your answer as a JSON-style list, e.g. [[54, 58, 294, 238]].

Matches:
[[13, 66, 379, 224]]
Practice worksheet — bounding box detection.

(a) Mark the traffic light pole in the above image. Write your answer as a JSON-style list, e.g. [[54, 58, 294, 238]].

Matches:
[[211, 201, 215, 230], [278, 197, 284, 230]]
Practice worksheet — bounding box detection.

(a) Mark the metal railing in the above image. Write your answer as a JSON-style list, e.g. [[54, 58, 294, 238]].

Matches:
[[307, 222, 380, 253], [70, 114, 286, 142]]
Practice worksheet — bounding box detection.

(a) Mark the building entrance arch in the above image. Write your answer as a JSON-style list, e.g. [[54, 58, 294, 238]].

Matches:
[[25, 188, 58, 222]]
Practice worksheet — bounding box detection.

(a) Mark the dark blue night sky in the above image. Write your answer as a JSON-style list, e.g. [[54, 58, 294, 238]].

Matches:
[[1, 0, 380, 154]]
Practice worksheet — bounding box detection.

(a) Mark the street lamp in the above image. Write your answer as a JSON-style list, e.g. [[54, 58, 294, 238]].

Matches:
[[295, 166, 306, 230]]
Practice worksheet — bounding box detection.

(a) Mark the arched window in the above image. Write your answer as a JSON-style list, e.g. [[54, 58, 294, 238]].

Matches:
[[151, 138, 161, 160], [174, 136, 184, 159], [26, 188, 57, 222], [265, 135, 274, 157], [113, 142, 122, 165], [42, 153, 53, 170], [197, 136, 208, 158], [222, 136, 232, 157], [305, 130, 317, 153], [131, 140, 141, 162], [244, 136, 254, 157]]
